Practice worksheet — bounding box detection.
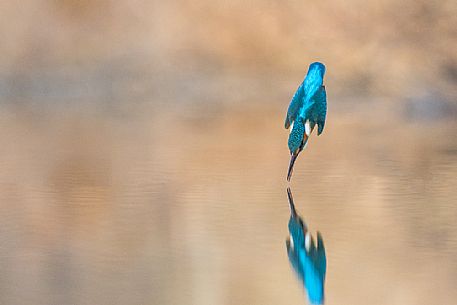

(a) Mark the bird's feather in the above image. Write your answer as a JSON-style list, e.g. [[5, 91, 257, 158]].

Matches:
[[286, 239, 305, 282], [314, 86, 327, 135], [299, 248, 325, 305], [316, 232, 327, 277], [305, 120, 311, 136], [285, 82, 305, 129]]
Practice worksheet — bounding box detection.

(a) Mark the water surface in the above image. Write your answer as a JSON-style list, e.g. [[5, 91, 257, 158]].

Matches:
[[0, 103, 456, 305]]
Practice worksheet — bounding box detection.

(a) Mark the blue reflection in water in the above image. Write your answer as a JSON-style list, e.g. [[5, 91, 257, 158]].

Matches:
[[286, 187, 327, 304]]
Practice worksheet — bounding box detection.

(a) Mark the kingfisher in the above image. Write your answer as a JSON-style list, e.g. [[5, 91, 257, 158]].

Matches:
[[285, 62, 327, 181], [286, 187, 326, 304]]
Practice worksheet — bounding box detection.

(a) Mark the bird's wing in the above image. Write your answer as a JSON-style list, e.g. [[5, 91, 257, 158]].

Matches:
[[286, 241, 305, 282], [298, 103, 312, 121], [285, 82, 305, 129], [316, 232, 327, 279], [314, 86, 327, 135]]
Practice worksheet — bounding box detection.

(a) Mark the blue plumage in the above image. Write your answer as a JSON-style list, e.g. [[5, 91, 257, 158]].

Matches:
[[286, 188, 326, 305], [288, 119, 306, 155], [285, 62, 327, 181]]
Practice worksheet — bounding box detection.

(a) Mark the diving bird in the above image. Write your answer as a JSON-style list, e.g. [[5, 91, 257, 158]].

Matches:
[[286, 187, 326, 304], [285, 62, 327, 181]]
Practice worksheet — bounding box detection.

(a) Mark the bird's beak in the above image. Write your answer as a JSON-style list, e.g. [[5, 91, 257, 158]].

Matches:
[[287, 187, 297, 218], [287, 152, 299, 181]]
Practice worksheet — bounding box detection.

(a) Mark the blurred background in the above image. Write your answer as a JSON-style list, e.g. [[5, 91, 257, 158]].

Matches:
[[0, 1, 456, 304]]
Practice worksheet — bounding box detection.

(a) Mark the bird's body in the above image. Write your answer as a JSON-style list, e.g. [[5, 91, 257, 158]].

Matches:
[[286, 188, 326, 305], [285, 62, 327, 180]]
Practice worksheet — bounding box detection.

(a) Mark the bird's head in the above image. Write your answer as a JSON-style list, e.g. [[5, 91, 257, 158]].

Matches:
[[287, 120, 306, 181]]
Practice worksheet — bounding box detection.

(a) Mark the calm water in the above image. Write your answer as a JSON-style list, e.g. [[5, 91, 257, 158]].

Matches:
[[0, 103, 456, 305]]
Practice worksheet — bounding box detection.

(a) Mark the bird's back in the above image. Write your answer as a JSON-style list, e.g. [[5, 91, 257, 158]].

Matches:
[[286, 65, 325, 128]]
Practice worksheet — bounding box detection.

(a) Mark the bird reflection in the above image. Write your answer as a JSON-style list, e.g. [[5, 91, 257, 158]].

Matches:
[[286, 187, 326, 304]]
